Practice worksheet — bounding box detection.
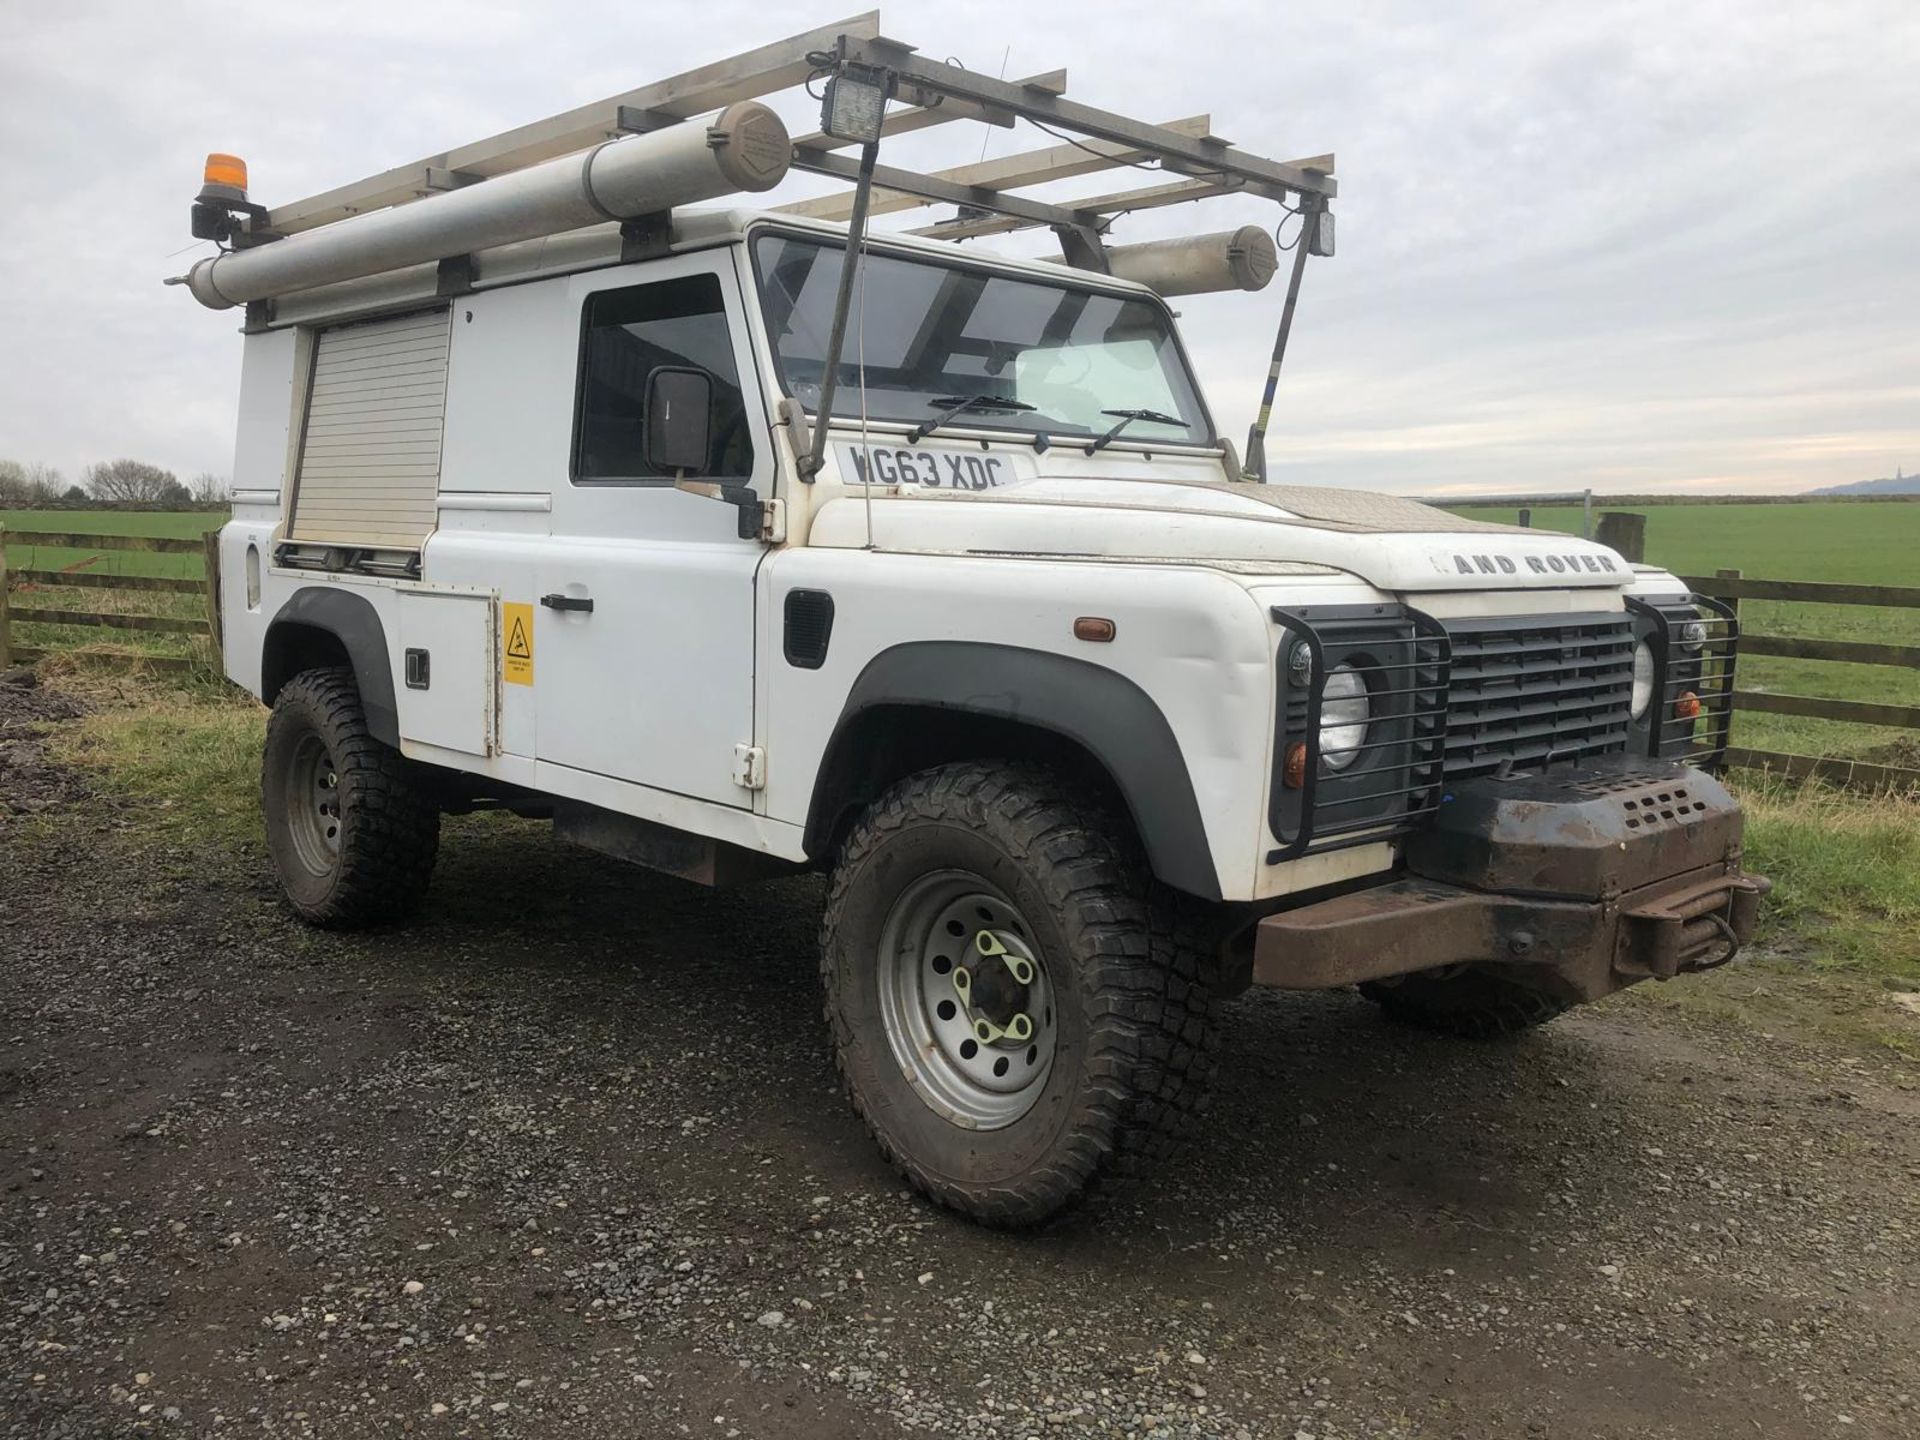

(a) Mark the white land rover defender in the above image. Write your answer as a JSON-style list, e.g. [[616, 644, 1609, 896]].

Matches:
[[177, 17, 1767, 1225]]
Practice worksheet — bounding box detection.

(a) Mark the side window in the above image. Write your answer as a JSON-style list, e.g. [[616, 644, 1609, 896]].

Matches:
[[573, 273, 753, 481]]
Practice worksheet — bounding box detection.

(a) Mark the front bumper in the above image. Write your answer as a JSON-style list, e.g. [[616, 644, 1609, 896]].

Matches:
[[1252, 757, 1770, 1000]]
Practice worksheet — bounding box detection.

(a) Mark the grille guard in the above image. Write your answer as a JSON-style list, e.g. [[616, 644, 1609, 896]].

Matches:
[[1267, 598, 1741, 864], [1267, 604, 1452, 862], [1625, 593, 1739, 769]]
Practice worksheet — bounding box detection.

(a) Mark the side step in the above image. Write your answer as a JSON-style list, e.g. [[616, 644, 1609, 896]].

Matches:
[[552, 801, 799, 888]]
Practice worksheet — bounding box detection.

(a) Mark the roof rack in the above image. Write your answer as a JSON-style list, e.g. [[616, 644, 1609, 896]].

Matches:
[[255, 11, 1335, 264], [195, 13, 1336, 483]]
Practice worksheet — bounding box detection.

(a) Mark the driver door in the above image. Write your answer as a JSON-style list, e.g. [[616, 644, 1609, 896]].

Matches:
[[532, 250, 771, 809]]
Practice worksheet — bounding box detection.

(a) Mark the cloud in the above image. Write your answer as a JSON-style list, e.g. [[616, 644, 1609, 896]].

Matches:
[[0, 0, 1914, 494]]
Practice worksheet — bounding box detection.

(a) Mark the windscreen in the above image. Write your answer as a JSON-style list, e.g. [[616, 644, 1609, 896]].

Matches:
[[752, 232, 1211, 446]]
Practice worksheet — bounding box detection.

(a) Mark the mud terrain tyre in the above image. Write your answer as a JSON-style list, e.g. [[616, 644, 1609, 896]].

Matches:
[[820, 761, 1217, 1227], [1361, 968, 1571, 1040], [262, 667, 440, 928]]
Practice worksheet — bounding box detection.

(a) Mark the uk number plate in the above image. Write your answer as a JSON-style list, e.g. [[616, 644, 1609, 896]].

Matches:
[[837, 442, 1021, 491]]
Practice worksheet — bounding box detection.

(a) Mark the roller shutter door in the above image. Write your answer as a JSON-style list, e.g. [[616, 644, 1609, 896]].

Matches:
[[289, 308, 451, 549]]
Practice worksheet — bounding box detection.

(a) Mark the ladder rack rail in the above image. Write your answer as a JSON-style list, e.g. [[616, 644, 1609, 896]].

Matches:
[[265, 12, 884, 236], [253, 15, 1333, 250]]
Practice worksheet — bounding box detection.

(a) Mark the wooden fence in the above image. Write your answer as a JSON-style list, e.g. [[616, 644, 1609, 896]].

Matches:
[[0, 526, 221, 675], [1681, 568, 1920, 792], [4, 527, 1915, 792]]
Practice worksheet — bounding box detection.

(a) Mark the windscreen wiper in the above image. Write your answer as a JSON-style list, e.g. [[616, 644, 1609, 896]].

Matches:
[[907, 393, 1036, 444], [1085, 407, 1191, 456]]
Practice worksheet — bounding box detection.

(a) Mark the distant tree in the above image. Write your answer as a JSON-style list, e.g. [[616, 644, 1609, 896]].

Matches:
[[63, 484, 89, 502], [84, 458, 180, 504], [1, 462, 73, 507], [24, 463, 63, 505], [190, 471, 231, 504]]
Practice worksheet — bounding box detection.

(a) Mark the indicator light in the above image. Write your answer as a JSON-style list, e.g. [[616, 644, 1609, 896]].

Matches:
[[1283, 742, 1308, 789]]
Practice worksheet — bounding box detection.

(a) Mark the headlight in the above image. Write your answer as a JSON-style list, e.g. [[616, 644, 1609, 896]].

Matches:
[[1630, 640, 1655, 720], [1321, 664, 1371, 770]]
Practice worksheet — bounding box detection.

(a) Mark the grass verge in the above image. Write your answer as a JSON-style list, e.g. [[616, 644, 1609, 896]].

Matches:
[[46, 665, 267, 854], [1734, 775, 1920, 980]]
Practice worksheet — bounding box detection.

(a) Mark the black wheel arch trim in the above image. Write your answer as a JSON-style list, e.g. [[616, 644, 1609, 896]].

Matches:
[[262, 587, 400, 746], [808, 641, 1223, 900]]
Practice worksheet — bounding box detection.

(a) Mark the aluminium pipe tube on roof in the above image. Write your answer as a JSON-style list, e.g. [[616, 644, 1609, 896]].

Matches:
[[184, 102, 792, 310], [1102, 226, 1279, 297]]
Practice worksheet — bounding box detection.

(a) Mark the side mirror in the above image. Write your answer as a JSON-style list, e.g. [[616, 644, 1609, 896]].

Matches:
[[643, 366, 713, 474]]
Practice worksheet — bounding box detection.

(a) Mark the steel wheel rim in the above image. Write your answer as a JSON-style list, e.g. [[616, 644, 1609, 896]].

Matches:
[[284, 733, 342, 877], [877, 870, 1056, 1130]]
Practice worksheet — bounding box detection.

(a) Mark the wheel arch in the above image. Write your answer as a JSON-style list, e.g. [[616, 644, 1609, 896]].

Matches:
[[805, 642, 1222, 900], [261, 587, 399, 746]]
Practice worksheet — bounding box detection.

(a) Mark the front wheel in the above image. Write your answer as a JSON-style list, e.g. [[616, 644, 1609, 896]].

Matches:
[[820, 762, 1217, 1227], [262, 667, 440, 928]]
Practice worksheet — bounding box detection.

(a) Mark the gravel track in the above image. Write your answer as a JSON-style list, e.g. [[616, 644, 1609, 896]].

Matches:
[[4, 682, 1918, 1438]]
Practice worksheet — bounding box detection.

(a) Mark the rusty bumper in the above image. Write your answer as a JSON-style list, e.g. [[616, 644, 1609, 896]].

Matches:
[[1251, 757, 1770, 999], [1252, 864, 1768, 993]]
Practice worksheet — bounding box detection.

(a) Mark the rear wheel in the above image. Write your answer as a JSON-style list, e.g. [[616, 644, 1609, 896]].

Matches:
[[262, 667, 440, 927], [820, 762, 1217, 1227], [1361, 967, 1571, 1040]]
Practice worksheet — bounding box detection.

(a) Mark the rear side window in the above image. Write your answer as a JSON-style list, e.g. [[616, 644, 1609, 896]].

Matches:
[[573, 273, 753, 481]]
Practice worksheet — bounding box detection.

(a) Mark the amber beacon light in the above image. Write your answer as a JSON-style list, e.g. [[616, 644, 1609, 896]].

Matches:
[[202, 153, 249, 195], [189, 152, 267, 247]]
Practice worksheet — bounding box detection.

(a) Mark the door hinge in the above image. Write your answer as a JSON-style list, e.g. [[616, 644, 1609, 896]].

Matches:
[[732, 744, 766, 791], [760, 497, 786, 544]]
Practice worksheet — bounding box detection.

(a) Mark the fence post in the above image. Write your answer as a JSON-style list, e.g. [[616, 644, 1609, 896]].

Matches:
[[1716, 569, 1741, 749], [1596, 511, 1647, 563], [1517, 507, 1532, 528], [0, 524, 11, 669], [1715, 567, 1741, 622], [201, 530, 224, 656]]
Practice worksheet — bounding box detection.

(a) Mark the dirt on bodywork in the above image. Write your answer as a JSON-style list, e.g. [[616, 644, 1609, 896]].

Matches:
[[3, 677, 1919, 1439]]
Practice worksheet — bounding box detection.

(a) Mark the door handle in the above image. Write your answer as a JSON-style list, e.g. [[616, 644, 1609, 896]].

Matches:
[[540, 593, 594, 613]]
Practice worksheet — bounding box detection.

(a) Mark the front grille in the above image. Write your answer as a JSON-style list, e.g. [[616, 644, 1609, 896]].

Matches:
[[1440, 615, 1635, 779]]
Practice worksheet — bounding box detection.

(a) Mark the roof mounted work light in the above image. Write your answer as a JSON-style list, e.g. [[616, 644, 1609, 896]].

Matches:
[[820, 64, 890, 144]]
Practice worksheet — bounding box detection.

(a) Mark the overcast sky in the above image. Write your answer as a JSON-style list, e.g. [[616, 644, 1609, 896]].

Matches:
[[2, 0, 1915, 496]]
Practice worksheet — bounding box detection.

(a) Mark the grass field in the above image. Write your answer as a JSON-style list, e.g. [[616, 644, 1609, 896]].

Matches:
[[1449, 500, 1920, 764], [2, 507, 222, 578], [2, 508, 226, 666]]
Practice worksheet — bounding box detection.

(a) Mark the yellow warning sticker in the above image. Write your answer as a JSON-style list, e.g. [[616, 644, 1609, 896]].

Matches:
[[502, 602, 534, 686]]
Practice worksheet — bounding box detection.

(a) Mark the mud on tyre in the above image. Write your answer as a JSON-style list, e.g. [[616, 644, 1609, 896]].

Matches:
[[261, 667, 440, 928], [820, 761, 1217, 1227]]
